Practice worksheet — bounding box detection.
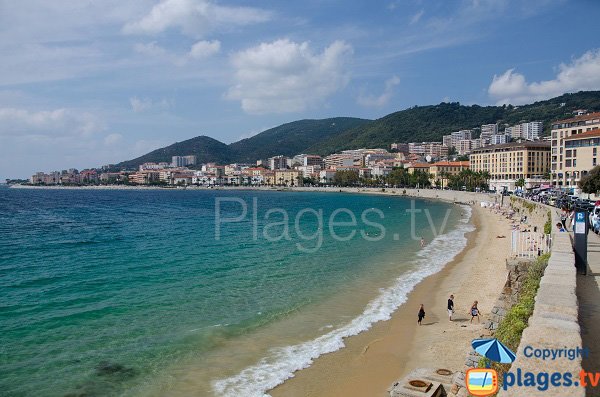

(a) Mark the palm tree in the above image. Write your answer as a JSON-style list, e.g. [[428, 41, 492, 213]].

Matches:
[[439, 171, 448, 189], [515, 177, 526, 190]]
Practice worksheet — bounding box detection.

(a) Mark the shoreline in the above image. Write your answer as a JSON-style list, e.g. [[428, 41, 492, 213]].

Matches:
[[268, 201, 511, 397], [5, 184, 505, 397], [8, 183, 499, 204]]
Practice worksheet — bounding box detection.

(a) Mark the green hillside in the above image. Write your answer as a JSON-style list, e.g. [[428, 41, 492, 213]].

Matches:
[[115, 91, 600, 169], [229, 117, 371, 162], [116, 117, 369, 169], [306, 91, 600, 155], [116, 136, 235, 169]]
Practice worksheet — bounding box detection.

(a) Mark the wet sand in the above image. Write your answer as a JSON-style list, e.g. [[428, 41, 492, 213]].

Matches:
[[270, 203, 511, 397]]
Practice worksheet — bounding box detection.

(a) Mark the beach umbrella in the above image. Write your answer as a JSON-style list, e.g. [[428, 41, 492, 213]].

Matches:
[[471, 338, 516, 364]]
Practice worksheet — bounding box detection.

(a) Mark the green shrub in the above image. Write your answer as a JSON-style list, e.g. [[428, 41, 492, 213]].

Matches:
[[477, 253, 550, 390], [543, 211, 552, 234]]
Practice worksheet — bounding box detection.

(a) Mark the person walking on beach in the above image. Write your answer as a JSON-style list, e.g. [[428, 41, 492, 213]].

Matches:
[[420, 237, 426, 248], [418, 304, 425, 325], [447, 295, 454, 321], [470, 301, 480, 323]]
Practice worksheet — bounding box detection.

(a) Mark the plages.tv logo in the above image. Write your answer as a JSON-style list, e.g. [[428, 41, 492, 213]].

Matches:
[[466, 338, 517, 396], [466, 368, 498, 396]]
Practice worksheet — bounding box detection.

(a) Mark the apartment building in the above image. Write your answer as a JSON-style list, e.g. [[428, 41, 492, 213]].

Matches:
[[390, 143, 410, 154], [559, 131, 600, 193], [480, 124, 498, 146], [470, 141, 550, 192], [274, 169, 303, 186], [324, 153, 355, 168], [550, 112, 600, 191], [268, 155, 289, 170], [491, 133, 510, 145], [171, 155, 196, 167], [506, 122, 543, 140]]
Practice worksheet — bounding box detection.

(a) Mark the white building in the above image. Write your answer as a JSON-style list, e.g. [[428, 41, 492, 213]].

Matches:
[[171, 155, 196, 167], [480, 123, 498, 146], [522, 121, 543, 140], [319, 169, 337, 184], [268, 155, 289, 170], [491, 133, 510, 145], [451, 130, 472, 147]]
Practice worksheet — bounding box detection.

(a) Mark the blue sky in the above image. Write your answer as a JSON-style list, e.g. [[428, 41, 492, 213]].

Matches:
[[1, 0, 600, 180]]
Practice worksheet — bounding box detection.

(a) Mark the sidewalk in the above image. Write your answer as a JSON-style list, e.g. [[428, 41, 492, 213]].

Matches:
[[577, 230, 600, 396]]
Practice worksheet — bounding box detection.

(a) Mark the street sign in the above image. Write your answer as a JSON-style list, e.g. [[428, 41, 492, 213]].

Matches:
[[575, 212, 586, 234]]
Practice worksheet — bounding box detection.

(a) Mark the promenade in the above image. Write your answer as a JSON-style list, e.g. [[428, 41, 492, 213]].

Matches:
[[578, 231, 600, 397]]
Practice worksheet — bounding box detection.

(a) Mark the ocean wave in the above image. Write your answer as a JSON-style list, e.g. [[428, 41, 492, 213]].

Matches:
[[212, 205, 474, 397]]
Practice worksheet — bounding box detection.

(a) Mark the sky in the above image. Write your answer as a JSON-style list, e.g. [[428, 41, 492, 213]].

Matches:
[[2, 0, 600, 180]]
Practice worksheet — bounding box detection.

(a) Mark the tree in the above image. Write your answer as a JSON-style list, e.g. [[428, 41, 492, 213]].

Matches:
[[333, 170, 359, 186], [579, 166, 600, 195], [515, 178, 526, 190]]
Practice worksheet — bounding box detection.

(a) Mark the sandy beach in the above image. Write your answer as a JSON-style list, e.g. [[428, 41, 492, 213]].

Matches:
[[270, 198, 512, 397]]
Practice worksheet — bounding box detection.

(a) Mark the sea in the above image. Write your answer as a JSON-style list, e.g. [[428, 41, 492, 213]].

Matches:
[[0, 187, 473, 397]]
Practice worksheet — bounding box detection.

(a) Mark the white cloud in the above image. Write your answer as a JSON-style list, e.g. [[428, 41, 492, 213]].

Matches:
[[134, 41, 168, 58], [189, 40, 221, 59], [410, 9, 425, 25], [104, 133, 123, 145], [129, 97, 173, 112], [488, 49, 600, 104], [226, 39, 353, 114], [123, 0, 271, 38], [133, 39, 220, 65], [357, 75, 400, 108], [0, 107, 101, 138]]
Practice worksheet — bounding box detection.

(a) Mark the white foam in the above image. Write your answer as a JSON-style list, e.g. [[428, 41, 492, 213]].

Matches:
[[213, 205, 474, 397]]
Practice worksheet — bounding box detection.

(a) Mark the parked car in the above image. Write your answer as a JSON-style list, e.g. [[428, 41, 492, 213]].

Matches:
[[590, 206, 600, 234]]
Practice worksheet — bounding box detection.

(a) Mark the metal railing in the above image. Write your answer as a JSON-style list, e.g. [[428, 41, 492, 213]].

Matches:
[[510, 231, 552, 258]]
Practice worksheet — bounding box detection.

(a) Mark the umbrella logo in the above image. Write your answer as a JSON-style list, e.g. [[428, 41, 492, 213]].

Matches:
[[471, 338, 517, 364], [465, 339, 516, 396]]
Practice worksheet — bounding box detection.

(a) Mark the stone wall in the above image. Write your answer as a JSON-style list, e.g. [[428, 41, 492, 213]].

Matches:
[[484, 258, 533, 332], [497, 210, 583, 396]]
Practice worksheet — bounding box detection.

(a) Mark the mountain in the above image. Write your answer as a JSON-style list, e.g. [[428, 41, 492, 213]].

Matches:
[[115, 117, 369, 169], [116, 136, 235, 169], [306, 91, 600, 155], [115, 91, 600, 169], [229, 117, 371, 162]]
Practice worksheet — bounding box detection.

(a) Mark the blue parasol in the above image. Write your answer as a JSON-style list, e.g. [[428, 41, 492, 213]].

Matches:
[[471, 338, 516, 364]]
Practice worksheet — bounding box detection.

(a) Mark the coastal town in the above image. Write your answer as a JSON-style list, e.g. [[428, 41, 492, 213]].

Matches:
[[20, 111, 600, 196]]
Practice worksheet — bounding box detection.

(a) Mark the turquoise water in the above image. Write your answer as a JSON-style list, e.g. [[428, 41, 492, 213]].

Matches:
[[0, 188, 468, 396]]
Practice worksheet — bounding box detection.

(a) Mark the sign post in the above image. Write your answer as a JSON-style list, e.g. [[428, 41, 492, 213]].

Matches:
[[573, 210, 588, 275]]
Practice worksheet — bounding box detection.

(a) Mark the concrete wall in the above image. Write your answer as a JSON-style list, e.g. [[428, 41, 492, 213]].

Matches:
[[498, 210, 583, 396]]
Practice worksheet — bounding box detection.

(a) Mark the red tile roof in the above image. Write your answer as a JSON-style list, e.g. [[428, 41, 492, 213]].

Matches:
[[563, 128, 600, 140], [431, 161, 470, 167], [553, 112, 600, 125]]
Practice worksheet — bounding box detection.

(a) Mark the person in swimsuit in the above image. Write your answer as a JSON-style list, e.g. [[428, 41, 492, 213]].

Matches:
[[470, 300, 480, 323]]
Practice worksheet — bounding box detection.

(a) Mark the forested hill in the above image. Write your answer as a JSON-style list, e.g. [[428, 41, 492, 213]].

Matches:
[[305, 91, 600, 155], [115, 91, 600, 169]]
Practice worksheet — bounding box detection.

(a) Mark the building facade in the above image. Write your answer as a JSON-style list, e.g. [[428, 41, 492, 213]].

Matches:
[[550, 112, 600, 191], [560, 131, 600, 192], [470, 141, 551, 192], [171, 155, 197, 167]]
